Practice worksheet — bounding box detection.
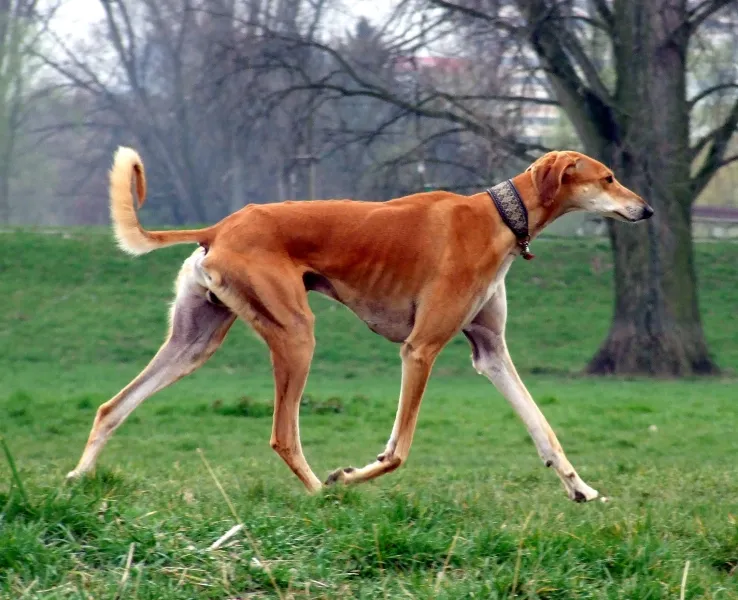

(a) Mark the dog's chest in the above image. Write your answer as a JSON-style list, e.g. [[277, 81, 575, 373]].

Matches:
[[464, 255, 515, 324]]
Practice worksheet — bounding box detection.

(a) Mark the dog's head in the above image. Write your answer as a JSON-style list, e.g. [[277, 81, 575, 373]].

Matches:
[[527, 151, 654, 222]]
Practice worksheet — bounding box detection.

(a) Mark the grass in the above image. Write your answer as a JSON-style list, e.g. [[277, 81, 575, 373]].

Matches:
[[0, 229, 737, 598]]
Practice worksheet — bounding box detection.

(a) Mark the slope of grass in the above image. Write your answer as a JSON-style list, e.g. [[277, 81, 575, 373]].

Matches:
[[2, 229, 736, 379], [0, 230, 737, 598]]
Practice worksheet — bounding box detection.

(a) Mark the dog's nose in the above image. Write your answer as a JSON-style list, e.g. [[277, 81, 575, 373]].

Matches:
[[642, 204, 654, 219]]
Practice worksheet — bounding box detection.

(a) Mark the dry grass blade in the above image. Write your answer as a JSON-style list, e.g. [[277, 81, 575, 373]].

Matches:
[[209, 523, 244, 551], [680, 560, 690, 600], [113, 542, 135, 600], [511, 511, 535, 596], [19, 578, 38, 599], [197, 448, 285, 600], [434, 528, 460, 594]]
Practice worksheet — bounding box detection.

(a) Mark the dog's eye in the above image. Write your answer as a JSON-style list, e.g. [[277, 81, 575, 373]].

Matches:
[[604, 175, 614, 184]]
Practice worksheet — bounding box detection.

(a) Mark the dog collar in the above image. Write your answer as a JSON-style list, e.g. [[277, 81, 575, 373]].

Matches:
[[486, 180, 535, 260]]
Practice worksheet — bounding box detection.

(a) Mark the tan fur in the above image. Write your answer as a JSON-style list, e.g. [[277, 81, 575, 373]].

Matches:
[[109, 147, 154, 255], [529, 152, 578, 207], [68, 147, 652, 500], [109, 147, 216, 255]]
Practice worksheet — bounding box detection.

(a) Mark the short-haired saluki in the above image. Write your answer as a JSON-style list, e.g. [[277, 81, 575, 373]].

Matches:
[[66, 148, 653, 502]]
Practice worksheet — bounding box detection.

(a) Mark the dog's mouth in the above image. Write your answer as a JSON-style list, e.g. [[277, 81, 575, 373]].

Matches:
[[613, 211, 639, 222], [613, 206, 654, 222]]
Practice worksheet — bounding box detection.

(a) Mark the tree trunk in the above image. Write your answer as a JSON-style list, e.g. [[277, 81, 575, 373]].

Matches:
[[0, 167, 10, 223], [587, 187, 717, 376], [0, 137, 12, 223], [586, 0, 718, 376]]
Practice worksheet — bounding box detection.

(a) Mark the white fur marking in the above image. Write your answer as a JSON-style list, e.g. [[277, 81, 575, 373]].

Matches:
[[464, 255, 514, 326]]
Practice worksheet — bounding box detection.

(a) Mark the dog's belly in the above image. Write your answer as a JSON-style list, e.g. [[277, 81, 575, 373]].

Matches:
[[303, 272, 414, 342], [347, 300, 416, 342]]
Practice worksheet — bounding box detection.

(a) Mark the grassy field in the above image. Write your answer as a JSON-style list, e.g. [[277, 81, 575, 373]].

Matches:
[[1, 230, 737, 599]]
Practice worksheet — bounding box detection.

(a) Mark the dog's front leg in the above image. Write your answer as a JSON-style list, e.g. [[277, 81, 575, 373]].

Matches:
[[325, 338, 441, 486], [465, 290, 600, 503]]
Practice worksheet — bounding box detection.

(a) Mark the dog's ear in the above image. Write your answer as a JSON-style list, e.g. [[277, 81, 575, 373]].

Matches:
[[530, 152, 579, 207]]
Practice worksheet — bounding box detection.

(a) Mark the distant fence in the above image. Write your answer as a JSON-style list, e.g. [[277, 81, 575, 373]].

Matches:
[[691, 206, 738, 239], [543, 205, 738, 240]]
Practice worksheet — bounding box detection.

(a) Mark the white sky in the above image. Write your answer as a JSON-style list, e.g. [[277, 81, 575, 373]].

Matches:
[[52, 0, 104, 35], [51, 0, 396, 39]]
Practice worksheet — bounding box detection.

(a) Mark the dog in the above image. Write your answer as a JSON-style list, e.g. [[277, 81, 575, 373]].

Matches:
[[66, 148, 653, 501]]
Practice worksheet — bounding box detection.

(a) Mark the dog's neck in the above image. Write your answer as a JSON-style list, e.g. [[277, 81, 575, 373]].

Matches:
[[484, 171, 569, 260], [487, 170, 566, 259], [485, 180, 535, 260], [509, 171, 564, 239]]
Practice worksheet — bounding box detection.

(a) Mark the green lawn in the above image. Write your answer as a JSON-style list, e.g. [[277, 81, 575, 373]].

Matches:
[[1, 230, 737, 599]]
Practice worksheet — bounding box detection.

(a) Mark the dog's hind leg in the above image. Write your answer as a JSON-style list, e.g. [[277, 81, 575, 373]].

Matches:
[[265, 326, 321, 492], [205, 253, 323, 493], [66, 257, 235, 481]]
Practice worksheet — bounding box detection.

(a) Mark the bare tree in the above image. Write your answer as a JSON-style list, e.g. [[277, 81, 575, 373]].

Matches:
[[38, 0, 356, 222], [36, 0, 511, 224], [501, 0, 737, 376], [39, 0, 243, 224], [0, 0, 47, 223]]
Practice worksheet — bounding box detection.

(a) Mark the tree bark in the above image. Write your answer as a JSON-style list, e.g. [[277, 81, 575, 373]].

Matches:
[[587, 182, 717, 376], [586, 0, 718, 375], [0, 119, 10, 222], [0, 161, 10, 223]]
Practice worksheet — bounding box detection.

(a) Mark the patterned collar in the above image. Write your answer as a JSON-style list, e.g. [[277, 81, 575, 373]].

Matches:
[[485, 180, 535, 260]]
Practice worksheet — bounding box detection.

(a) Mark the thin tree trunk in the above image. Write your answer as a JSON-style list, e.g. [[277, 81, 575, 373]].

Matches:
[[0, 162, 10, 223]]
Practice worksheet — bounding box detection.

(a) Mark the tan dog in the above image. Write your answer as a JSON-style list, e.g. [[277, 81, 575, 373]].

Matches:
[[67, 148, 653, 501]]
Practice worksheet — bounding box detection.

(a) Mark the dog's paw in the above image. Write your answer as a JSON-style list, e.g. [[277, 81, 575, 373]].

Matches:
[[569, 482, 599, 503], [65, 470, 82, 483], [324, 466, 355, 486], [65, 469, 91, 484]]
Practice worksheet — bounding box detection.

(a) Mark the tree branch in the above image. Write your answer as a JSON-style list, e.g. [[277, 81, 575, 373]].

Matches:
[[588, 0, 614, 29], [716, 153, 738, 169], [515, 0, 616, 147], [688, 83, 738, 109], [687, 0, 735, 33], [691, 94, 738, 195], [236, 27, 544, 161], [425, 0, 519, 34], [264, 79, 546, 159], [100, 0, 140, 93], [556, 24, 612, 101]]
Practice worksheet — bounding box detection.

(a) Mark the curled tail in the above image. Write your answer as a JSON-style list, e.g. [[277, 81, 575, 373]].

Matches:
[[110, 147, 215, 255]]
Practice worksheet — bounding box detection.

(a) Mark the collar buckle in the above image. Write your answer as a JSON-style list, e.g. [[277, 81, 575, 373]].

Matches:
[[518, 235, 535, 260]]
